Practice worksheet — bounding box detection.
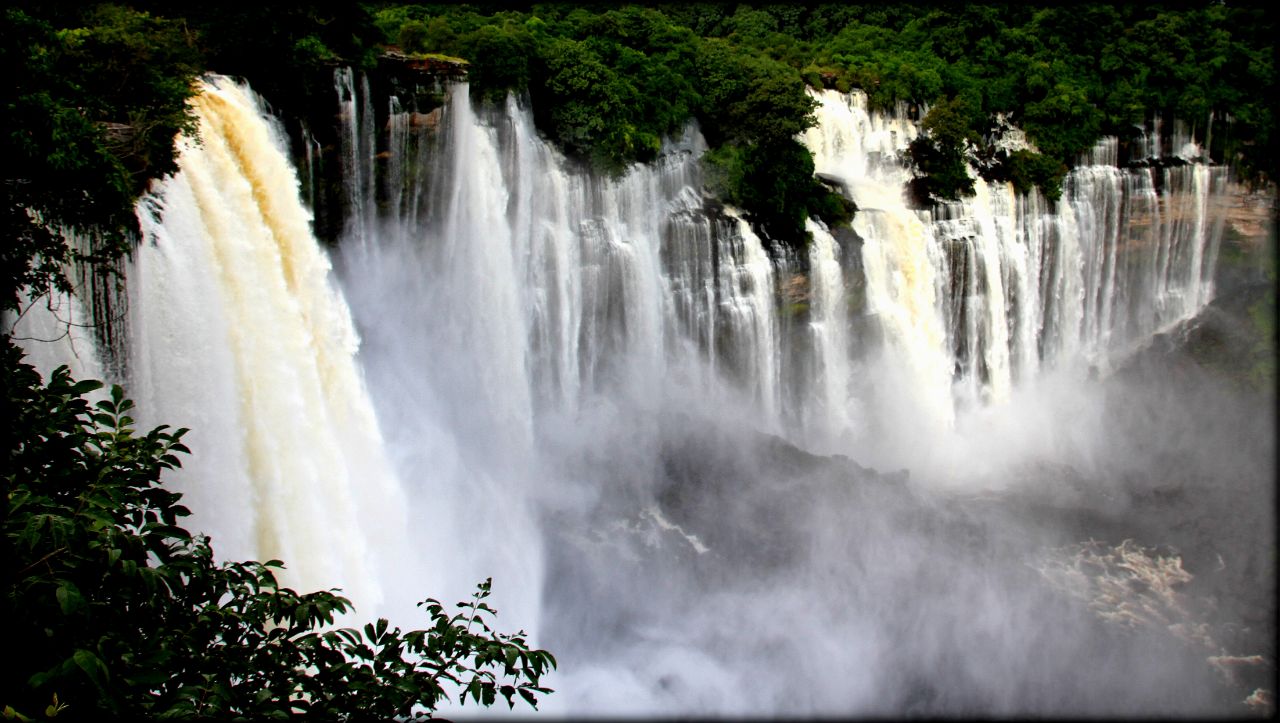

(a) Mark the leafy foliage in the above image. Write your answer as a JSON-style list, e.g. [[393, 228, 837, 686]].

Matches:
[[1, 4, 200, 313], [998, 149, 1068, 202], [151, 3, 383, 120], [9, 2, 1271, 277], [367, 4, 830, 248], [807, 3, 1274, 183], [365, 2, 1274, 246], [907, 96, 979, 204], [459, 21, 536, 103], [705, 139, 851, 244], [1, 340, 555, 719]]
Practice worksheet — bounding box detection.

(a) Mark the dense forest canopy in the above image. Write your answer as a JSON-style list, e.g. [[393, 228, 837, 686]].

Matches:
[[3, 1, 1274, 275], [365, 1, 1276, 242]]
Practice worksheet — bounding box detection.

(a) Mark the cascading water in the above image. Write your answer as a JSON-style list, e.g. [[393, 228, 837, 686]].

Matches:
[[800, 89, 957, 438], [803, 219, 855, 446], [331, 82, 798, 635], [1029, 138, 1225, 370], [124, 77, 409, 615], [36, 67, 1263, 717], [7, 281, 107, 385], [801, 88, 1229, 430]]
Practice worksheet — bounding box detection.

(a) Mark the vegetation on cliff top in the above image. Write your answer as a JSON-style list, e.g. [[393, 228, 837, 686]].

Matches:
[[368, 2, 1273, 245], [1, 4, 199, 312], [4, 2, 1273, 262], [374, 4, 849, 246]]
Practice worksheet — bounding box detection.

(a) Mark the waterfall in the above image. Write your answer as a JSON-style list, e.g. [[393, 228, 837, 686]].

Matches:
[[334, 81, 793, 436], [804, 219, 854, 446], [7, 279, 107, 385], [124, 77, 409, 615], [723, 208, 783, 431], [331, 82, 801, 631], [64, 69, 1248, 716], [801, 89, 956, 431], [1055, 142, 1225, 369], [799, 88, 1228, 424], [111, 73, 1232, 598], [335, 68, 378, 251]]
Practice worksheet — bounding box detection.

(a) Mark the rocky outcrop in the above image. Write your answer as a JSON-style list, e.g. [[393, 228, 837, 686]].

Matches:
[[277, 55, 464, 245], [1221, 181, 1275, 246], [379, 48, 468, 79]]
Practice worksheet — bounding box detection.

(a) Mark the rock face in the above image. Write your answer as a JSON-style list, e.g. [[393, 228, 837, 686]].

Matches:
[[1221, 182, 1276, 247], [379, 48, 468, 78], [280, 56, 462, 245]]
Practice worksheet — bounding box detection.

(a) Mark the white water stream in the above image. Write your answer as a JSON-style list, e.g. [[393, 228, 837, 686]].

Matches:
[[125, 78, 409, 613]]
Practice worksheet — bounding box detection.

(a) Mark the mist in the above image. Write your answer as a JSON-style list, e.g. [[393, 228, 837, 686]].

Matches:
[[323, 83, 1273, 716], [76, 74, 1272, 717]]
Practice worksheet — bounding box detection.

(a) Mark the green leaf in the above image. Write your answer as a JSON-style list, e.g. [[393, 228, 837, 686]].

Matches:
[[69, 379, 104, 395], [466, 678, 482, 704], [55, 582, 84, 615], [72, 648, 108, 686]]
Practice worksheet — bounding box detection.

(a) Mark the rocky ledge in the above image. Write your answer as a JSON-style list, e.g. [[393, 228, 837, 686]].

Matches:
[[379, 48, 468, 78]]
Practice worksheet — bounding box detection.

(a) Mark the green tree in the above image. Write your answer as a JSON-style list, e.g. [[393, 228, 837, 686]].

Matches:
[[1, 341, 556, 720], [907, 96, 979, 204], [398, 19, 430, 53], [460, 22, 535, 102], [159, 3, 383, 123], [530, 36, 633, 163], [705, 139, 850, 246], [1, 5, 200, 313], [991, 149, 1068, 202]]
